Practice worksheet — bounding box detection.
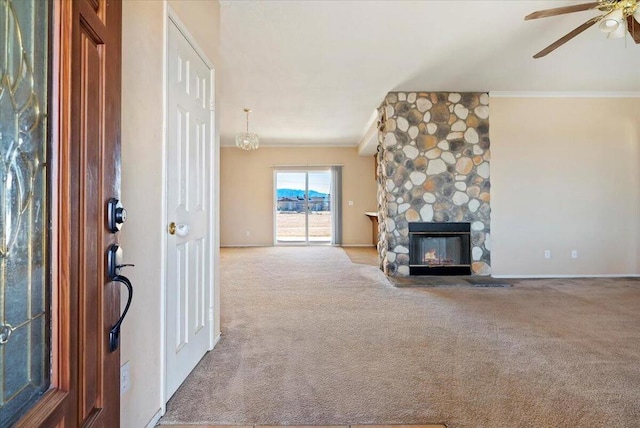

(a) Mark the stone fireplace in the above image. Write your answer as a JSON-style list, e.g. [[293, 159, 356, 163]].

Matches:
[[376, 92, 491, 276]]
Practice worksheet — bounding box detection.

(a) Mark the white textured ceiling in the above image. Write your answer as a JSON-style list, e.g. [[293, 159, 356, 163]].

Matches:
[[218, 0, 640, 147]]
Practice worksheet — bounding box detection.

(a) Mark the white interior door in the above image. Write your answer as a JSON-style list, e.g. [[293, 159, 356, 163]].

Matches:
[[165, 19, 214, 399]]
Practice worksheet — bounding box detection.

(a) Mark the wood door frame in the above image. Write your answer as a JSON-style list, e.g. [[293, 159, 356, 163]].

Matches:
[[161, 5, 219, 409]]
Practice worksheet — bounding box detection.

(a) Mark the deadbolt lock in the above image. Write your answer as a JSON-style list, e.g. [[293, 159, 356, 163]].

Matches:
[[168, 222, 176, 235]]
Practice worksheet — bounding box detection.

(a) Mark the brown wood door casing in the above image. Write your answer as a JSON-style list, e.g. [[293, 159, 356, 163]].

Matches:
[[15, 0, 122, 426]]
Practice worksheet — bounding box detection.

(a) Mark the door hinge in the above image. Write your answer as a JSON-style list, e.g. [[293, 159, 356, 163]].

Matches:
[[209, 100, 215, 112], [209, 307, 214, 321]]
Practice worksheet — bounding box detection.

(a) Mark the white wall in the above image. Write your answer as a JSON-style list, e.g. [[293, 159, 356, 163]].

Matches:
[[491, 97, 640, 277], [120, 1, 220, 427]]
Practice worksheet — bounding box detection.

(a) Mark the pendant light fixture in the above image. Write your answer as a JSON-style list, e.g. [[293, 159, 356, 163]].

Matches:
[[235, 108, 259, 150]]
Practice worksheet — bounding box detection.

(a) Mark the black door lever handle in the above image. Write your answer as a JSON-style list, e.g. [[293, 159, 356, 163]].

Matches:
[[109, 273, 133, 352], [107, 244, 134, 352]]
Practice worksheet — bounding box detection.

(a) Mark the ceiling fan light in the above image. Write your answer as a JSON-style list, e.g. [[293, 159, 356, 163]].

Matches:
[[599, 9, 624, 33], [599, 18, 620, 33]]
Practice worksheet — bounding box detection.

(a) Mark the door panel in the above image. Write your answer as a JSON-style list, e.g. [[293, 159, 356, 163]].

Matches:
[[166, 19, 213, 399], [78, 24, 103, 422], [307, 172, 331, 243], [71, 0, 121, 426]]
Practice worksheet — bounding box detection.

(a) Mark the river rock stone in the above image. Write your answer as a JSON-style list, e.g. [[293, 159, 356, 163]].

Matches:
[[472, 246, 483, 261], [477, 162, 490, 179], [420, 204, 434, 221], [416, 98, 432, 112], [426, 148, 441, 159], [441, 152, 456, 165], [408, 126, 419, 140], [471, 221, 485, 231], [448, 93, 462, 103], [384, 132, 397, 148], [403, 145, 419, 159], [417, 134, 437, 151], [475, 105, 489, 119], [453, 191, 469, 205], [456, 157, 473, 174], [472, 261, 491, 275], [454, 104, 469, 120], [427, 159, 447, 175], [397, 116, 409, 132], [410, 171, 427, 186], [464, 128, 479, 144], [394, 245, 409, 254], [423, 193, 436, 203]]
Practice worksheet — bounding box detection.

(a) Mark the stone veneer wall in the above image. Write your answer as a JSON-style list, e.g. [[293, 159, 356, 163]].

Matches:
[[376, 92, 491, 276]]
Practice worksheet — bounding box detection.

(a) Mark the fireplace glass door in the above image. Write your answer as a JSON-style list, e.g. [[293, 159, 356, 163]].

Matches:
[[410, 236, 467, 266]]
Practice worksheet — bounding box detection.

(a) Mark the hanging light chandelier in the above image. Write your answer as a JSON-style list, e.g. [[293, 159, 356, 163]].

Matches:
[[235, 108, 259, 150]]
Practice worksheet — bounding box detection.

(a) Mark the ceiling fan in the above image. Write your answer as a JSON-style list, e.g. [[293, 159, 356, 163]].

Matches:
[[525, 0, 640, 58]]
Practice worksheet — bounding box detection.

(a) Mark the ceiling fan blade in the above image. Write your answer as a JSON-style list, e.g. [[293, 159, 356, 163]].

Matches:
[[525, 2, 601, 20], [627, 15, 640, 43], [533, 16, 600, 58]]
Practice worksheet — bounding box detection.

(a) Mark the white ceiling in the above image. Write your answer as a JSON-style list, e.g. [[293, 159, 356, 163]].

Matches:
[[218, 0, 640, 148]]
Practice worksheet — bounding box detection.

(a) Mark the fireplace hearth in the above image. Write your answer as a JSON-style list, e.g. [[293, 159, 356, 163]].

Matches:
[[409, 222, 471, 276]]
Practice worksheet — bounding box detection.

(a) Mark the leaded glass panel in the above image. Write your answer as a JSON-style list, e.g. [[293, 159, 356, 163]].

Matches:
[[0, 0, 50, 425]]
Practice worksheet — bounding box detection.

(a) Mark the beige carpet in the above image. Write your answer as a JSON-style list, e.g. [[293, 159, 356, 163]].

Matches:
[[342, 246, 379, 266], [160, 247, 640, 427]]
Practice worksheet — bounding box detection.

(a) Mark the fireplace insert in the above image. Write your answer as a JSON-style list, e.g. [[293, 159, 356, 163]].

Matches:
[[409, 222, 471, 275]]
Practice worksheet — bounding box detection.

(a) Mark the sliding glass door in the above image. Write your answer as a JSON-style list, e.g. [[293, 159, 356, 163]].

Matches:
[[275, 171, 332, 244]]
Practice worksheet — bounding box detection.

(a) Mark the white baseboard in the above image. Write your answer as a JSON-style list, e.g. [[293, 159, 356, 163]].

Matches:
[[493, 274, 640, 279], [221, 244, 270, 247], [144, 408, 163, 428]]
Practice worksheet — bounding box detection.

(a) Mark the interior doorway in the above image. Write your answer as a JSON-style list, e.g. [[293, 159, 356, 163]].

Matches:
[[275, 170, 332, 244]]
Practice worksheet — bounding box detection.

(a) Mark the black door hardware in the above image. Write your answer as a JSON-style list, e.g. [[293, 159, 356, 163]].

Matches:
[[107, 198, 127, 232], [107, 244, 134, 352]]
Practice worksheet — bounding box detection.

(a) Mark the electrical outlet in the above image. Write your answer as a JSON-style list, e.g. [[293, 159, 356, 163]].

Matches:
[[571, 250, 578, 259], [120, 361, 130, 395], [246, 230, 250, 237], [544, 250, 551, 259]]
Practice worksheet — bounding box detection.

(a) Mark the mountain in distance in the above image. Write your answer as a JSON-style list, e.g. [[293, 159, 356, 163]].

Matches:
[[277, 188, 328, 199]]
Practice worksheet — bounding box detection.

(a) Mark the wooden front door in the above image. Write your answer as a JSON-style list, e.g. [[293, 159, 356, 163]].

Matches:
[[12, 0, 122, 426]]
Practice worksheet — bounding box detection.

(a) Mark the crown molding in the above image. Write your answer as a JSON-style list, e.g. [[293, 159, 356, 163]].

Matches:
[[489, 91, 640, 98]]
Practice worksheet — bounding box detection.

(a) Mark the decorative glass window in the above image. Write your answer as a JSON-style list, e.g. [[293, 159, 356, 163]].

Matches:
[[0, 0, 50, 425]]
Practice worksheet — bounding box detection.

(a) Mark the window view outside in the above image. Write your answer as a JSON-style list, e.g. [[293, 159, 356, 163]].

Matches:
[[276, 171, 331, 243]]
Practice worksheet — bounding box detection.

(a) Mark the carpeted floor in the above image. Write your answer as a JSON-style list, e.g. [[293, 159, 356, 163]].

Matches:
[[160, 246, 640, 427], [342, 246, 379, 266]]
